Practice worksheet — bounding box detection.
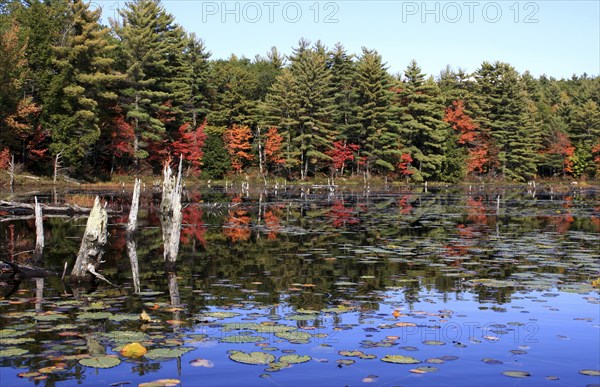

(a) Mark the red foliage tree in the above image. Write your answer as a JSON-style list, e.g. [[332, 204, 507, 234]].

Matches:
[[172, 121, 208, 176], [444, 100, 495, 174], [264, 127, 284, 168], [544, 131, 575, 175], [397, 153, 414, 177], [224, 124, 253, 173], [326, 141, 359, 175], [592, 142, 600, 176], [0, 148, 10, 169]]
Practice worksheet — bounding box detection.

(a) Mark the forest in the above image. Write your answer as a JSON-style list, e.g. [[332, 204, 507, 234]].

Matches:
[[0, 0, 599, 183]]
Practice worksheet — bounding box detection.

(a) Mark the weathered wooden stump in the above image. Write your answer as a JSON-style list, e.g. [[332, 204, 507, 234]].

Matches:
[[70, 196, 108, 281], [127, 179, 141, 293], [160, 157, 183, 268]]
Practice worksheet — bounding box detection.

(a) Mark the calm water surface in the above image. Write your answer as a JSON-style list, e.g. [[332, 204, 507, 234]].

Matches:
[[0, 184, 599, 386]]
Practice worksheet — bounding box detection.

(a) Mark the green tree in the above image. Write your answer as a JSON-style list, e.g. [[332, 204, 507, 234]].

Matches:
[[353, 47, 399, 175], [45, 0, 123, 173], [473, 62, 540, 181], [112, 0, 185, 163], [397, 60, 448, 181]]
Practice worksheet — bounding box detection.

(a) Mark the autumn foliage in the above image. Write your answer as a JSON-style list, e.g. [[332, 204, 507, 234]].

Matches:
[[172, 121, 208, 176], [444, 100, 495, 175], [326, 141, 359, 174], [223, 197, 251, 242], [224, 124, 253, 173], [544, 131, 575, 175], [264, 127, 285, 167]]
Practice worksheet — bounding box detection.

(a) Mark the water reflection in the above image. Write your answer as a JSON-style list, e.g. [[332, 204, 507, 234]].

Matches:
[[0, 185, 599, 385]]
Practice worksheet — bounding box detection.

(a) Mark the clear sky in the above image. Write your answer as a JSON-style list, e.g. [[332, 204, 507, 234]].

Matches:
[[96, 0, 600, 79]]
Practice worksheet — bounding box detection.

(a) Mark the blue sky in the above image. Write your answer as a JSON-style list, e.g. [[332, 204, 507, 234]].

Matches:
[[96, 0, 599, 78]]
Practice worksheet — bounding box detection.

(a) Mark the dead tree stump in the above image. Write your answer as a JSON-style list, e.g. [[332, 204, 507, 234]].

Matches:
[[127, 179, 142, 293], [160, 157, 183, 266], [70, 196, 108, 281], [33, 196, 44, 263]]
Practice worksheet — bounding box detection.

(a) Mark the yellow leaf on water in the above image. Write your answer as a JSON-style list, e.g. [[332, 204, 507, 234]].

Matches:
[[140, 310, 151, 322], [121, 342, 147, 358]]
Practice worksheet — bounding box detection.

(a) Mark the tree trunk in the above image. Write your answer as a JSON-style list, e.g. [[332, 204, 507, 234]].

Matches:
[[32, 196, 44, 263], [127, 178, 142, 293], [160, 157, 183, 266], [70, 196, 108, 280]]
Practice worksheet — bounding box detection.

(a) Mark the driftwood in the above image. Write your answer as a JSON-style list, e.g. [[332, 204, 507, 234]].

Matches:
[[70, 196, 108, 281], [160, 157, 183, 265]]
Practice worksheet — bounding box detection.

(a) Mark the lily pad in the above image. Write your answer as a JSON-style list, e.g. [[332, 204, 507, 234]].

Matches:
[[77, 312, 113, 320], [34, 314, 68, 321], [190, 358, 215, 368], [229, 351, 275, 365], [422, 340, 445, 346], [145, 347, 194, 360], [109, 314, 140, 322], [0, 348, 29, 357], [381, 355, 421, 364], [579, 369, 600, 376], [138, 379, 180, 387], [501, 370, 531, 378], [275, 331, 311, 341], [103, 331, 148, 343], [410, 366, 439, 373], [120, 342, 147, 358], [279, 354, 311, 364], [201, 312, 241, 320], [79, 356, 121, 368]]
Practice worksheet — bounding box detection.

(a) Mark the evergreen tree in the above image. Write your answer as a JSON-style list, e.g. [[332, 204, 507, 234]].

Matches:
[[112, 0, 185, 163], [397, 60, 448, 181], [328, 43, 358, 144], [473, 62, 540, 181], [181, 32, 211, 127], [353, 47, 399, 175], [45, 0, 123, 172]]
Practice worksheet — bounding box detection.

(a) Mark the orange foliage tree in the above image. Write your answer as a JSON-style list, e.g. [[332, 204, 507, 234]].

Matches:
[[223, 196, 251, 242], [172, 121, 207, 176], [544, 131, 575, 175], [444, 100, 496, 175], [264, 127, 284, 172], [224, 124, 253, 173]]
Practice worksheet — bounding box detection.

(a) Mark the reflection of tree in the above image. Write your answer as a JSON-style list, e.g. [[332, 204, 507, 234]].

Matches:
[[180, 205, 206, 248], [223, 197, 251, 242], [327, 200, 359, 228], [263, 206, 283, 240]]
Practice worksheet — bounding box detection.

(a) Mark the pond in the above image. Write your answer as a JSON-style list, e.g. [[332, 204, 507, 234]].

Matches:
[[1, 184, 599, 386]]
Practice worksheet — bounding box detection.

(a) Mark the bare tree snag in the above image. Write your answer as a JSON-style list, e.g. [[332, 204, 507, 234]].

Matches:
[[70, 196, 108, 281], [53, 151, 63, 185], [127, 178, 141, 235], [160, 157, 183, 265], [33, 196, 44, 262], [127, 178, 142, 293], [9, 154, 15, 190]]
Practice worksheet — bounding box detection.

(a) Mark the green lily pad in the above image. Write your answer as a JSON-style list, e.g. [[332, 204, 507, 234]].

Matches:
[[255, 325, 296, 333], [0, 348, 29, 357], [279, 354, 311, 364], [221, 335, 266, 343], [502, 370, 531, 378], [109, 314, 140, 322], [0, 337, 35, 345], [103, 331, 148, 343], [145, 347, 194, 360], [0, 329, 26, 338], [275, 331, 311, 341], [34, 314, 68, 321], [229, 351, 275, 365], [79, 356, 121, 368], [77, 312, 113, 320], [286, 314, 318, 321], [381, 355, 421, 364], [201, 312, 241, 320], [579, 369, 600, 376]]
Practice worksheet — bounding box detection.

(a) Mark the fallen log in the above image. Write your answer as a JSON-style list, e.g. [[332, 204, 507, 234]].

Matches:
[[0, 200, 120, 216]]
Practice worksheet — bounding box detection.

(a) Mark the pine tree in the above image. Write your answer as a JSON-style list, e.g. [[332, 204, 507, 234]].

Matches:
[[45, 0, 123, 172], [473, 62, 540, 181], [353, 47, 399, 175], [112, 0, 185, 163], [328, 43, 358, 144], [397, 60, 448, 181]]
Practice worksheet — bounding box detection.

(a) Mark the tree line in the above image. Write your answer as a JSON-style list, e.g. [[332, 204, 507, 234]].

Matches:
[[1, 0, 599, 182]]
